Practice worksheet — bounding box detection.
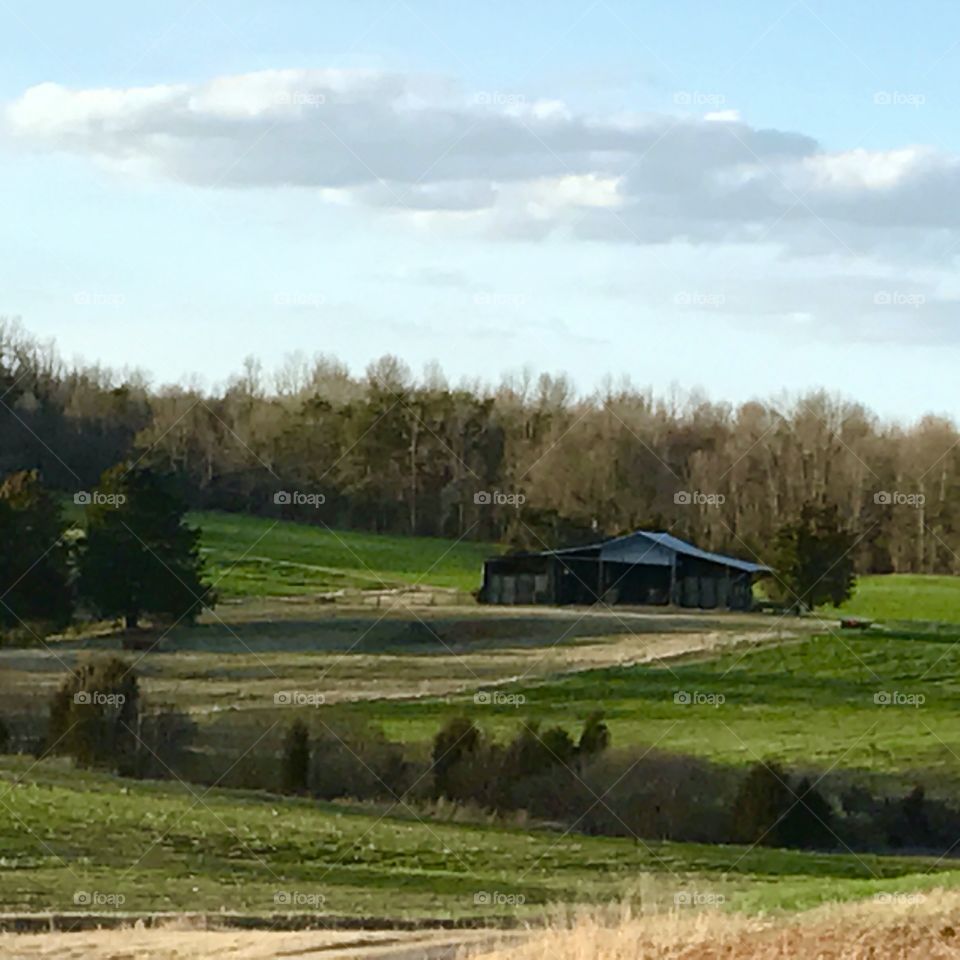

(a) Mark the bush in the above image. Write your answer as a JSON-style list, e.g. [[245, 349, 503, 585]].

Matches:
[[282, 719, 310, 794], [136, 705, 198, 779], [733, 763, 837, 850], [45, 658, 140, 774], [578, 712, 610, 758], [309, 719, 412, 802], [778, 776, 837, 850], [732, 761, 794, 845], [884, 785, 934, 849], [432, 716, 486, 801]]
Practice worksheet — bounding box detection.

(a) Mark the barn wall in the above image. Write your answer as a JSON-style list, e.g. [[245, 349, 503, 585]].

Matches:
[[481, 555, 553, 604], [481, 549, 760, 609]]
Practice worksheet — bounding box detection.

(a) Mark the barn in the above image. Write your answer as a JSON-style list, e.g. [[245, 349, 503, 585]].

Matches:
[[479, 531, 771, 610]]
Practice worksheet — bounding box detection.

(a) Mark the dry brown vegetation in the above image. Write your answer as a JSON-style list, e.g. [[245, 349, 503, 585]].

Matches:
[[471, 891, 960, 959]]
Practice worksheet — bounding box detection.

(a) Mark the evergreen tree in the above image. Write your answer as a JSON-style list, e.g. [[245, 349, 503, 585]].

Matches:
[[773, 502, 857, 611], [77, 465, 213, 629], [0, 470, 73, 635]]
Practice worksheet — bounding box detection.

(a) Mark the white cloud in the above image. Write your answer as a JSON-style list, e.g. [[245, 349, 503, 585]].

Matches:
[[704, 109, 741, 122], [6, 68, 960, 260]]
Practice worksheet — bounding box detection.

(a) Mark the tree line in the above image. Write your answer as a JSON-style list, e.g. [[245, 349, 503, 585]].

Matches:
[[1, 317, 954, 573]]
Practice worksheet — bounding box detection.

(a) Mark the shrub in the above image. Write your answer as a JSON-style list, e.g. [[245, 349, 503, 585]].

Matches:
[[282, 719, 311, 794], [136, 705, 198, 779], [310, 719, 412, 801], [778, 776, 837, 850], [576, 749, 737, 842], [885, 785, 934, 849], [432, 716, 485, 801], [732, 761, 793, 845], [578, 712, 610, 758], [45, 658, 140, 774]]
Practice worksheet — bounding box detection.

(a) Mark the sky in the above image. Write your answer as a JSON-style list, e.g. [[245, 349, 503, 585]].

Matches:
[[2, 0, 960, 420]]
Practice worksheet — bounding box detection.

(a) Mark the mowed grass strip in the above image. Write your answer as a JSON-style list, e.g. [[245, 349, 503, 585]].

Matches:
[[335, 631, 960, 782], [195, 512, 496, 597], [0, 759, 956, 919], [826, 573, 960, 625]]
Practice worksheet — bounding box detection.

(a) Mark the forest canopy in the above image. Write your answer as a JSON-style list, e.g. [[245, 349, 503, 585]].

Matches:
[[0, 318, 948, 574]]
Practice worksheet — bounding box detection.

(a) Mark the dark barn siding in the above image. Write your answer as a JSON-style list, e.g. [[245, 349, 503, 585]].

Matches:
[[480, 531, 768, 610]]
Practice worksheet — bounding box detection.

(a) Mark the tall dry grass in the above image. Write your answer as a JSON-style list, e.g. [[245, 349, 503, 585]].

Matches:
[[468, 890, 960, 959], [2, 893, 959, 959]]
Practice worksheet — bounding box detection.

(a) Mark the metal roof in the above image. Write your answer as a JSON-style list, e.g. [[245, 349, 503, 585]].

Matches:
[[542, 530, 771, 574]]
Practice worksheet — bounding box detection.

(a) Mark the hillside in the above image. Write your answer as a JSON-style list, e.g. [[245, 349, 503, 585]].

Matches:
[[0, 759, 954, 920]]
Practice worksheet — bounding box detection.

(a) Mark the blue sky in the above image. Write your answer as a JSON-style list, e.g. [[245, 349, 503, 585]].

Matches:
[[2, 0, 959, 419]]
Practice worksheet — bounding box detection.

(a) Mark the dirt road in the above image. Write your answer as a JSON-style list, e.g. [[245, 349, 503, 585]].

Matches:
[[0, 926, 527, 959]]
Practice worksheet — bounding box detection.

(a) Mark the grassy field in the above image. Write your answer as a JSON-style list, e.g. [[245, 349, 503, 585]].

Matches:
[[9, 514, 960, 930], [9, 617, 960, 789], [0, 603, 792, 772], [62, 506, 497, 597], [197, 512, 499, 597], [827, 574, 960, 625], [0, 758, 956, 920], [331, 628, 960, 787]]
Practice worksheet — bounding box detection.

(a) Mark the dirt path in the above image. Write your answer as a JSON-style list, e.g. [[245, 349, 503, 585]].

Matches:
[[0, 927, 526, 959]]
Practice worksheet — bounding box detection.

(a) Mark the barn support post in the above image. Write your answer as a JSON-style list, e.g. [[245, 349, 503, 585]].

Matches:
[[669, 554, 678, 606]]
